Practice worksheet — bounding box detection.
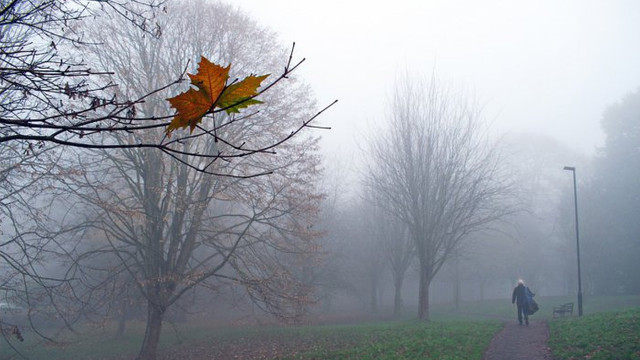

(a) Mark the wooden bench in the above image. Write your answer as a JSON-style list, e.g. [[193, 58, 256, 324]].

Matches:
[[553, 302, 574, 317]]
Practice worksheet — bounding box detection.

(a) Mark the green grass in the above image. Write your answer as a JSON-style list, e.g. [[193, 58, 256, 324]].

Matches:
[[549, 307, 640, 360], [1, 323, 156, 360], [2, 295, 638, 360], [281, 320, 501, 360]]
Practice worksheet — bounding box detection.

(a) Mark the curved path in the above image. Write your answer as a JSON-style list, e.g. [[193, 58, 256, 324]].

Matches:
[[483, 320, 554, 360]]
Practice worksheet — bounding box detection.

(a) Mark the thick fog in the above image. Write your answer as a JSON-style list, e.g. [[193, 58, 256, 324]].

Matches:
[[1, 1, 639, 359], [227, 0, 640, 312], [236, 0, 640, 159]]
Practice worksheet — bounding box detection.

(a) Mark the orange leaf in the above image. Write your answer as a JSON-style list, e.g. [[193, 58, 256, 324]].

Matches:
[[188, 56, 230, 103], [166, 87, 211, 135], [165, 56, 266, 135]]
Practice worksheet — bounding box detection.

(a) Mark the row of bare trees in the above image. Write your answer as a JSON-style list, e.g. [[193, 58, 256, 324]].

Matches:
[[304, 76, 514, 322], [313, 80, 591, 321]]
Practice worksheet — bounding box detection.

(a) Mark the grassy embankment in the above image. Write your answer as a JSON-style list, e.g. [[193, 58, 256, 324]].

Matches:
[[279, 320, 501, 360], [1, 295, 638, 359], [549, 307, 640, 360], [287, 295, 640, 359]]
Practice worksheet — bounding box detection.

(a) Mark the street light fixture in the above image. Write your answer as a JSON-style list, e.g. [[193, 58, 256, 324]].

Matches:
[[563, 166, 583, 316]]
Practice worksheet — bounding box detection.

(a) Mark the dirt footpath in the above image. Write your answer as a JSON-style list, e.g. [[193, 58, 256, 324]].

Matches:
[[483, 321, 554, 360]]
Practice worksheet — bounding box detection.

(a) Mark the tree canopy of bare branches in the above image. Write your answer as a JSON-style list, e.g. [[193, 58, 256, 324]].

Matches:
[[364, 75, 512, 321], [0, 0, 332, 176], [45, 2, 327, 359], [0, 2, 333, 359], [0, 1, 163, 145]]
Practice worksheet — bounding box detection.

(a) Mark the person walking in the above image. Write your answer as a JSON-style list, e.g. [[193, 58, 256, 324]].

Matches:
[[512, 279, 530, 325]]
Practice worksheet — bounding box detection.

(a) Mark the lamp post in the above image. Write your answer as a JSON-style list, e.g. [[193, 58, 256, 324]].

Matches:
[[563, 166, 583, 316]]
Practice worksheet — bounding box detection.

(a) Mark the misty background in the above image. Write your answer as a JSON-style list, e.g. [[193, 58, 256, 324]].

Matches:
[[1, 0, 639, 358], [236, 0, 640, 159], [226, 0, 640, 310]]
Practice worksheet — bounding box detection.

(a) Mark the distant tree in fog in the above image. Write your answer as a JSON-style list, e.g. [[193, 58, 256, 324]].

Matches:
[[377, 211, 414, 317], [359, 193, 388, 313], [309, 192, 370, 314], [364, 76, 512, 321], [360, 188, 414, 317], [498, 134, 580, 295], [585, 88, 640, 295]]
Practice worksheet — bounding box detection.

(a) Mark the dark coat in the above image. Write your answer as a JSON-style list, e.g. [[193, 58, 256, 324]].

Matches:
[[512, 284, 527, 306]]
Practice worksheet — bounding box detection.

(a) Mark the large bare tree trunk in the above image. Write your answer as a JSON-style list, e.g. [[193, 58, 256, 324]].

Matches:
[[137, 304, 165, 360]]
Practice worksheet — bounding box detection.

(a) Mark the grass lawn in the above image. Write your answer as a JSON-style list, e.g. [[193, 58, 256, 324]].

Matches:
[[549, 307, 640, 360], [1, 295, 638, 359], [280, 320, 501, 360]]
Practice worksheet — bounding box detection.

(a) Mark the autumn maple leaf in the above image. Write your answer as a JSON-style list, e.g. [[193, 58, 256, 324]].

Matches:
[[166, 88, 212, 133], [217, 74, 270, 113], [166, 56, 269, 136], [187, 57, 230, 102]]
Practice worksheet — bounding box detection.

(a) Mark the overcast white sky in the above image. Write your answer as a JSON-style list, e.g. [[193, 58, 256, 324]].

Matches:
[[231, 0, 640, 161]]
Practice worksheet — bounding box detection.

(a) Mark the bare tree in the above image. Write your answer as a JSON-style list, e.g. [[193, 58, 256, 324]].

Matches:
[[48, 2, 325, 360], [364, 75, 512, 321], [0, 0, 332, 349]]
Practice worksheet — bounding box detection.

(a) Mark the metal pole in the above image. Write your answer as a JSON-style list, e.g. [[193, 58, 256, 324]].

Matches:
[[564, 166, 583, 316]]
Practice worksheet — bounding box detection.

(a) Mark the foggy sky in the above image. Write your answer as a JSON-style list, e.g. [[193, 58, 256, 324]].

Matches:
[[232, 0, 640, 161]]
